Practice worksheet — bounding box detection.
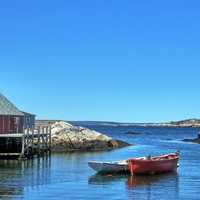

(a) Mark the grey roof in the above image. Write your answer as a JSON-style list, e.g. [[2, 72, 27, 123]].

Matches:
[[21, 111, 36, 116], [0, 93, 24, 116]]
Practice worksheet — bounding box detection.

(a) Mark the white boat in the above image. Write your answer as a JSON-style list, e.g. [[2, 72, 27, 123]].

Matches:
[[88, 160, 128, 174]]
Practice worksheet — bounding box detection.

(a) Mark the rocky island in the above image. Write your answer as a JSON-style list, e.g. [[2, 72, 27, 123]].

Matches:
[[167, 119, 200, 127], [136, 119, 200, 127], [38, 121, 130, 152]]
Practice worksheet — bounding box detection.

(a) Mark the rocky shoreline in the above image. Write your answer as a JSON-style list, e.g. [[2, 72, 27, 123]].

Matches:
[[48, 121, 130, 152], [51, 139, 130, 152], [36, 119, 200, 128], [162, 119, 200, 128], [72, 119, 200, 128], [36, 119, 200, 152], [183, 134, 200, 144]]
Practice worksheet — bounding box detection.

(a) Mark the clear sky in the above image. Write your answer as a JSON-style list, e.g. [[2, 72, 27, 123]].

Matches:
[[0, 0, 200, 122]]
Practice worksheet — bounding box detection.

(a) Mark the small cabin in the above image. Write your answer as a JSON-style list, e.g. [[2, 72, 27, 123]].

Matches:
[[0, 93, 51, 158], [0, 93, 35, 134]]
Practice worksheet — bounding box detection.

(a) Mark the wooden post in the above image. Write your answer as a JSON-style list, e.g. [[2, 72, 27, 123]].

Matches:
[[49, 125, 51, 151], [20, 133, 25, 160], [38, 126, 41, 156], [41, 127, 45, 154], [31, 126, 34, 157], [26, 128, 30, 157], [45, 126, 48, 151]]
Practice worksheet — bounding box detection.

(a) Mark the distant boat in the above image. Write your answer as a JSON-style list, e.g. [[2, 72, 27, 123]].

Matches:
[[128, 152, 179, 175], [88, 160, 129, 174]]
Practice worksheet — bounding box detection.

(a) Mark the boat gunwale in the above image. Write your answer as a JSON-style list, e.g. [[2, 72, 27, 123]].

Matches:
[[128, 153, 179, 163], [88, 161, 128, 166]]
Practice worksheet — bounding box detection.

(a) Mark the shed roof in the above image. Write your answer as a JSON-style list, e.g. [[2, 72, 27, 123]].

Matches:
[[21, 111, 36, 116], [0, 93, 24, 116]]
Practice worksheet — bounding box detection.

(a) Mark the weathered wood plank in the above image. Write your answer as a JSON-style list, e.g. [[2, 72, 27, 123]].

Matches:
[[0, 133, 23, 137], [0, 153, 21, 156]]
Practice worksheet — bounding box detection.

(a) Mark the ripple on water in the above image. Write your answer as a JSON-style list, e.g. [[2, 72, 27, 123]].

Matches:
[[0, 126, 199, 199]]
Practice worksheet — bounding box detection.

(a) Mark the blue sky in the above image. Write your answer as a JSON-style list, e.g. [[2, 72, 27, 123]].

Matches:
[[0, 0, 200, 122]]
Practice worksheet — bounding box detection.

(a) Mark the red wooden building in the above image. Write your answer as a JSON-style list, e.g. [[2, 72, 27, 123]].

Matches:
[[0, 93, 51, 158], [0, 93, 35, 134]]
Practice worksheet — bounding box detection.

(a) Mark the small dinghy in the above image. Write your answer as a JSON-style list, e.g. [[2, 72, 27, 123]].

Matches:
[[128, 152, 180, 175], [88, 160, 128, 174]]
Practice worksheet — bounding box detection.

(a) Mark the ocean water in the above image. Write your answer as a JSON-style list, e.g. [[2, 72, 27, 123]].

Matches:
[[0, 125, 199, 200]]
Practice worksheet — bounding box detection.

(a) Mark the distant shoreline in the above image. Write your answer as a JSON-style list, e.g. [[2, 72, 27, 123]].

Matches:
[[36, 119, 200, 128]]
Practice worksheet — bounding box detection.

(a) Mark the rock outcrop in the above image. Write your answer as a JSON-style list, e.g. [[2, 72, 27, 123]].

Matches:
[[50, 121, 130, 152], [168, 119, 200, 127], [183, 133, 200, 144]]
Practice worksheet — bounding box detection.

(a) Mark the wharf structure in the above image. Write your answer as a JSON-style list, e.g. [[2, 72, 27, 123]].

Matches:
[[0, 93, 51, 159]]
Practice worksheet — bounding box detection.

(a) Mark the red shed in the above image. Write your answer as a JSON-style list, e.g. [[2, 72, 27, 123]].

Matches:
[[0, 93, 35, 134]]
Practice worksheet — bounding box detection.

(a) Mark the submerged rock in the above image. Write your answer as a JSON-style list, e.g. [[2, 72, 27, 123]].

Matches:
[[51, 121, 130, 152], [124, 131, 142, 135]]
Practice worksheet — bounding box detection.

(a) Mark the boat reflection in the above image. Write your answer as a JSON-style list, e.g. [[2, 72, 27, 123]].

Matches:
[[89, 172, 179, 192], [127, 172, 178, 187], [127, 172, 179, 200], [89, 172, 179, 199], [88, 173, 129, 185]]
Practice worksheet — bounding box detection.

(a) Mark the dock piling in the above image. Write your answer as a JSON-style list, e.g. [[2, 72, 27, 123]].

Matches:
[[0, 125, 51, 160]]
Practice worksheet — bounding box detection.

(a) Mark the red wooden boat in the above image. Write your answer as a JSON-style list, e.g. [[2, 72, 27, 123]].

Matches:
[[128, 152, 179, 175]]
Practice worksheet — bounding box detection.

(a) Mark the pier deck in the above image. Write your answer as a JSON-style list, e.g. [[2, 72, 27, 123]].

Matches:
[[0, 126, 51, 159]]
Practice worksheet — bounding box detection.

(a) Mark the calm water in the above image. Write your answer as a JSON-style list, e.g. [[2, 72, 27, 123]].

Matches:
[[0, 125, 200, 200]]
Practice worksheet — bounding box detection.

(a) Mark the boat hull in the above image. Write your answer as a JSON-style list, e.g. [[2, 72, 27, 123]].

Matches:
[[128, 153, 179, 175], [88, 161, 128, 174]]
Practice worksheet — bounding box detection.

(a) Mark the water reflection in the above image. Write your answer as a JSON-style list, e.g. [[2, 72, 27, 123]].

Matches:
[[127, 172, 178, 187], [0, 156, 51, 199], [0, 124, 198, 200], [88, 174, 129, 185], [127, 173, 179, 200], [89, 172, 179, 200]]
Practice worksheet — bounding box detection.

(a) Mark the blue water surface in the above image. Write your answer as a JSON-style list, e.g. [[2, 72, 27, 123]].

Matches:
[[0, 125, 199, 200]]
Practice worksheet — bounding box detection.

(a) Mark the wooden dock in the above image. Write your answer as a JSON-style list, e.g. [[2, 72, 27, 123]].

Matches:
[[0, 126, 51, 159]]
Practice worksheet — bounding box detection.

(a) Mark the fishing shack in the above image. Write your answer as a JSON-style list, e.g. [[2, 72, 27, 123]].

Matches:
[[0, 93, 51, 159]]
